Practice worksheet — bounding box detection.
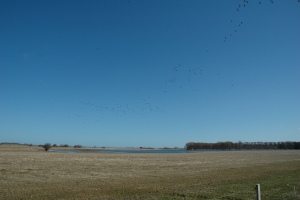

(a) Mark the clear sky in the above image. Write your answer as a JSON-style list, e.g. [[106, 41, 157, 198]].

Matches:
[[1, 0, 299, 148]]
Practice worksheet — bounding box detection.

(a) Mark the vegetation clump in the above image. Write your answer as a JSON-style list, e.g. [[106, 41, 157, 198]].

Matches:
[[43, 143, 52, 151]]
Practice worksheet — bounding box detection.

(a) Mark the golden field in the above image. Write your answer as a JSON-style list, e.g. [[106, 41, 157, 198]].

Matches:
[[0, 145, 299, 199]]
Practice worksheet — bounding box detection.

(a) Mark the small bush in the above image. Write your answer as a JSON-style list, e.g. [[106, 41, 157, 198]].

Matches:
[[43, 143, 52, 151], [73, 145, 82, 148]]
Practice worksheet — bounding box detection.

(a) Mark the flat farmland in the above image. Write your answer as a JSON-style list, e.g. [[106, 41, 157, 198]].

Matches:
[[0, 146, 299, 199]]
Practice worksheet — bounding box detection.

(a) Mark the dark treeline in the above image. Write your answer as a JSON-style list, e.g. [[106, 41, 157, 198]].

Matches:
[[0, 142, 32, 146], [185, 141, 300, 150]]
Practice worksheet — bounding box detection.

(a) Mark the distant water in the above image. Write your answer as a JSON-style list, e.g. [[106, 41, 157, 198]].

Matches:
[[96, 149, 189, 154], [48, 149, 79, 153]]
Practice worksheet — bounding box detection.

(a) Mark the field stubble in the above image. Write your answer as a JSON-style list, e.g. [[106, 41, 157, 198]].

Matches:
[[0, 146, 299, 199]]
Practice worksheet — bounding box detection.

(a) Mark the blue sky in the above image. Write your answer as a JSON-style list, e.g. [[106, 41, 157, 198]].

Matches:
[[1, 0, 299, 148]]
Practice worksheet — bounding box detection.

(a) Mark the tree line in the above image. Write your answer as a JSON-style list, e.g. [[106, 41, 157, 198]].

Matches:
[[185, 141, 300, 150], [0, 142, 32, 146]]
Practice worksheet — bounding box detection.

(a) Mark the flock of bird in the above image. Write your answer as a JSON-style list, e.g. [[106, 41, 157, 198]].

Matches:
[[160, 0, 297, 101], [62, 0, 298, 123], [224, 0, 300, 42]]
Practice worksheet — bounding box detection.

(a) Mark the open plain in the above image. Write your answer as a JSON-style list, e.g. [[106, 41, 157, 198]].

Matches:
[[0, 145, 299, 199]]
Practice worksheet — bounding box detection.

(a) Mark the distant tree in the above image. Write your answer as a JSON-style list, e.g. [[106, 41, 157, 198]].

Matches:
[[294, 142, 300, 149], [43, 143, 52, 151], [185, 142, 196, 150], [53, 144, 57, 147], [73, 145, 82, 148]]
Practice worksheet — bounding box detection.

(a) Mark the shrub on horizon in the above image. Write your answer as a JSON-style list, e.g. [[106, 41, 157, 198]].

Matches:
[[43, 143, 52, 151]]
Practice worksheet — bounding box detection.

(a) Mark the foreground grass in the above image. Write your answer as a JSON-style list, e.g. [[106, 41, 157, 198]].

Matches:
[[0, 147, 299, 199]]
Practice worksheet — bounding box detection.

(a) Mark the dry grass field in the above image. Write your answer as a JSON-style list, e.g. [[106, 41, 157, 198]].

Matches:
[[0, 145, 299, 199]]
